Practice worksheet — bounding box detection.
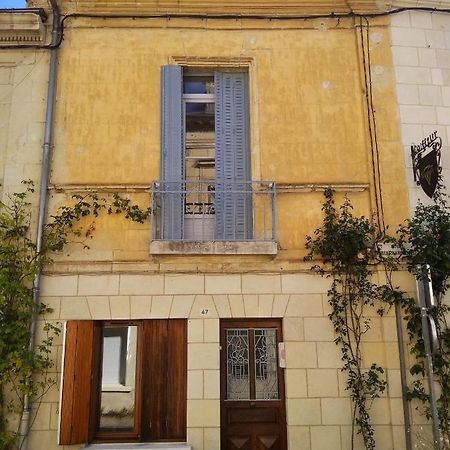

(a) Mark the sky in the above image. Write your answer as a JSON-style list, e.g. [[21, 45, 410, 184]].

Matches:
[[0, 0, 27, 8]]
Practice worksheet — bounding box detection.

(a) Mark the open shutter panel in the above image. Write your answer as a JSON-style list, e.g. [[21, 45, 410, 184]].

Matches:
[[215, 72, 252, 240], [142, 320, 187, 441], [166, 319, 187, 439], [160, 65, 184, 240], [59, 321, 94, 445]]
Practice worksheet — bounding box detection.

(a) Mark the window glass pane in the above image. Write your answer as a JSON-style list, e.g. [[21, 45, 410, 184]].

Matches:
[[226, 329, 250, 400], [102, 335, 122, 384], [183, 75, 214, 94], [99, 325, 137, 431], [254, 329, 279, 400], [185, 102, 215, 133]]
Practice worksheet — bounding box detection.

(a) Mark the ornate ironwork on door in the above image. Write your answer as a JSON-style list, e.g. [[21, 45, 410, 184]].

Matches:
[[226, 329, 250, 400], [226, 328, 279, 401], [221, 320, 287, 450], [254, 329, 278, 400]]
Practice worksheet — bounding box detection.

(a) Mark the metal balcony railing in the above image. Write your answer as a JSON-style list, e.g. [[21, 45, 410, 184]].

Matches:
[[151, 180, 276, 242]]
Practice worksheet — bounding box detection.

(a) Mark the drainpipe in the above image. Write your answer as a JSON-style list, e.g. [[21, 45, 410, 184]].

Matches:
[[395, 303, 413, 450], [19, 1, 61, 448]]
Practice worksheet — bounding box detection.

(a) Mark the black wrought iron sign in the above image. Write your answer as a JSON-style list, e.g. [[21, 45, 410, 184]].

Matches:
[[411, 131, 442, 198]]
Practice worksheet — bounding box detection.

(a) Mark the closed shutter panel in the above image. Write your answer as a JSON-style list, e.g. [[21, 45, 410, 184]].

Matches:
[[142, 319, 187, 441], [215, 72, 252, 240], [59, 321, 94, 445], [160, 65, 184, 240]]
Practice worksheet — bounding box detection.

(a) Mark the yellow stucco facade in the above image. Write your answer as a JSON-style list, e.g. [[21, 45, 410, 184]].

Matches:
[[48, 12, 408, 266]]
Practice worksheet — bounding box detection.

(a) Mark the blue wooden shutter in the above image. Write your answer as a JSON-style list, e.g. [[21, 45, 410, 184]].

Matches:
[[160, 65, 184, 240], [215, 72, 252, 240]]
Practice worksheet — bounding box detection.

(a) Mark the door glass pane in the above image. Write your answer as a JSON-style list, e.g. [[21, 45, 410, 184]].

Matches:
[[226, 329, 250, 400], [184, 100, 215, 240], [99, 325, 137, 431], [254, 329, 279, 400]]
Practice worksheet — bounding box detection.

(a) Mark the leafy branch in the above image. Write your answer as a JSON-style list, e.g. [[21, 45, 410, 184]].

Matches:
[[397, 182, 450, 448], [305, 189, 389, 450], [0, 182, 151, 449], [305, 185, 450, 449]]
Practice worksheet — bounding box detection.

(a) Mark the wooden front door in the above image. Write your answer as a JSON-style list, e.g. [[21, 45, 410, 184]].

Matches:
[[220, 319, 287, 450]]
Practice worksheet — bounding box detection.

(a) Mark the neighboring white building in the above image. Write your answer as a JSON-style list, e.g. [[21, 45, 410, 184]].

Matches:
[[391, 9, 450, 210], [391, 8, 450, 447], [0, 10, 47, 199]]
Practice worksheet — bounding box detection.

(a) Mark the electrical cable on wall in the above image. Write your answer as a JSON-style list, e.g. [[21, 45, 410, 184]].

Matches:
[[359, 16, 386, 231], [365, 17, 386, 232]]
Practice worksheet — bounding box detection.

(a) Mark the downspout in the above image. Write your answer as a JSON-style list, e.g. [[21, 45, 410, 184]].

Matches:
[[19, 0, 61, 448]]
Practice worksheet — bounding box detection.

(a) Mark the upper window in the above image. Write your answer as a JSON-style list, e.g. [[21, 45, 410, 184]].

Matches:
[[59, 320, 187, 445], [157, 65, 253, 241]]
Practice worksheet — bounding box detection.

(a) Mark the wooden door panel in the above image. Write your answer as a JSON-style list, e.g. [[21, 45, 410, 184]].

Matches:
[[141, 319, 187, 441], [142, 320, 167, 440], [220, 319, 287, 450], [60, 321, 94, 445], [256, 435, 280, 450], [227, 436, 252, 450], [228, 408, 278, 424], [166, 319, 187, 439]]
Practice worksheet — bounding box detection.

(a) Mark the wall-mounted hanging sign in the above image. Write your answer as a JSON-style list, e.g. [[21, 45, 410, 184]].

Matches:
[[411, 131, 442, 198]]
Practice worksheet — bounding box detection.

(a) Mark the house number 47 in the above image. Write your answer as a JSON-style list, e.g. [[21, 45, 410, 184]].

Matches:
[[200, 309, 209, 316]]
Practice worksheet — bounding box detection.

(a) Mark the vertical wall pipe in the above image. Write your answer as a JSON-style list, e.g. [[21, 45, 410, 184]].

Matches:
[[19, 1, 60, 448], [395, 303, 413, 450]]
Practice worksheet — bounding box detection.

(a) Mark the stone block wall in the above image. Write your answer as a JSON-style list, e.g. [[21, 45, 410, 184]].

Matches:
[[28, 271, 414, 450]]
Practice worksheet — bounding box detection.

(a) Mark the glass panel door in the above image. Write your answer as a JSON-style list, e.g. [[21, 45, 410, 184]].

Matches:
[[183, 74, 215, 240]]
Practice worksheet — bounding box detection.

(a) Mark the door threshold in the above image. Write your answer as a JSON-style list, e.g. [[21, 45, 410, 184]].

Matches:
[[85, 444, 191, 450]]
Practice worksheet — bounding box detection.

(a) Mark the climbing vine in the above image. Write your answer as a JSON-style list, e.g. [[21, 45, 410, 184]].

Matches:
[[397, 183, 450, 448], [305, 185, 450, 449], [0, 181, 151, 449], [305, 189, 391, 450]]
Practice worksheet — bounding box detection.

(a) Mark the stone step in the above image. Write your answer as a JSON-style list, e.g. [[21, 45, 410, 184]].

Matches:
[[85, 444, 191, 450]]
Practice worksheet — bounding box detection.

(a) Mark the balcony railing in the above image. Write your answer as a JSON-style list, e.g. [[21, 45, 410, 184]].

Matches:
[[151, 180, 276, 242]]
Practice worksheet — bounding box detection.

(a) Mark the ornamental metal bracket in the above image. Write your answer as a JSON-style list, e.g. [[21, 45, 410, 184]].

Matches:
[[411, 131, 442, 199]]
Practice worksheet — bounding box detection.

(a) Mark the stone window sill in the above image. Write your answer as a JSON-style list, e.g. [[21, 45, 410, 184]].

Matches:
[[149, 240, 278, 255]]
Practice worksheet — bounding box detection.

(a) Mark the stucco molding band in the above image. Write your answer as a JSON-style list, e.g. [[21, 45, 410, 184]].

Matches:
[[49, 183, 152, 193], [0, 12, 45, 44], [59, 0, 450, 15], [277, 183, 369, 193]]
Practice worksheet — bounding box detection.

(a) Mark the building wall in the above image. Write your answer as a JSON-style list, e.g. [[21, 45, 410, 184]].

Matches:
[[0, 3, 423, 450], [48, 15, 407, 264], [37, 10, 410, 450], [30, 271, 414, 450]]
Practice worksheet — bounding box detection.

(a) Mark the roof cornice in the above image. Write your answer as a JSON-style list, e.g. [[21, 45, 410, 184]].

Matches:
[[0, 11, 45, 45]]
